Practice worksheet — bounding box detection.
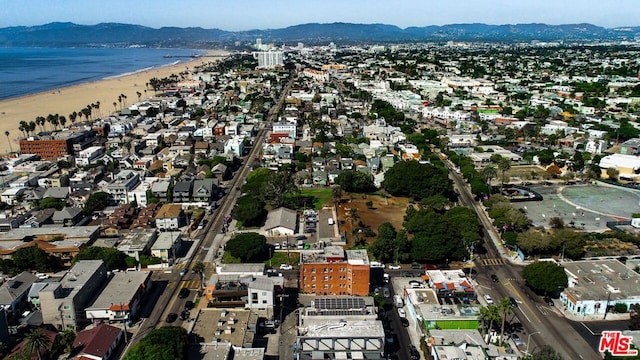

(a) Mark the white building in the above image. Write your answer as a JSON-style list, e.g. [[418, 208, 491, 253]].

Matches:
[[254, 51, 284, 69], [560, 259, 640, 316], [272, 120, 297, 138], [75, 146, 104, 167], [224, 136, 245, 158], [247, 278, 275, 310]]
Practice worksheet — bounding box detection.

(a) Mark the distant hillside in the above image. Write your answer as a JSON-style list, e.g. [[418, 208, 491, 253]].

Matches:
[[0, 21, 638, 47]]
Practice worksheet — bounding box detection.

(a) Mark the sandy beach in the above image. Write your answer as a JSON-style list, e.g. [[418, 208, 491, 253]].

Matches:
[[0, 49, 229, 154]]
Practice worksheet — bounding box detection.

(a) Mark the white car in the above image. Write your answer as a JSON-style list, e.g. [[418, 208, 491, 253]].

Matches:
[[389, 264, 401, 270], [279, 264, 293, 270], [397, 308, 406, 318], [483, 294, 494, 304]]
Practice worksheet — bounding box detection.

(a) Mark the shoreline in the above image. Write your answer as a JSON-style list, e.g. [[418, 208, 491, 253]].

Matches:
[[0, 49, 229, 154]]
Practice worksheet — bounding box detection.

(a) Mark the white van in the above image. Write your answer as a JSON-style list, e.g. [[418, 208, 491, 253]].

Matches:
[[328, 218, 334, 225]]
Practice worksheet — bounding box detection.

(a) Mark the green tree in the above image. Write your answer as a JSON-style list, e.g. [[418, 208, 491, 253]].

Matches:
[[83, 192, 111, 214], [479, 305, 500, 335], [13, 246, 62, 272], [232, 195, 266, 227], [498, 297, 513, 343], [73, 247, 127, 270], [24, 328, 51, 360], [123, 326, 188, 360], [370, 223, 398, 263], [192, 261, 206, 288], [335, 171, 375, 193], [225, 232, 267, 262], [382, 161, 453, 200], [522, 261, 568, 294], [39, 197, 66, 210], [532, 345, 564, 360]]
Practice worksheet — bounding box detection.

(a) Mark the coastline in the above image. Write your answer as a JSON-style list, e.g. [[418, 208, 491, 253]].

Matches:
[[0, 49, 229, 154]]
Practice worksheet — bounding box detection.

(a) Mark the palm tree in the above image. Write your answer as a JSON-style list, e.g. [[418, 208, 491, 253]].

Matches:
[[59, 115, 67, 129], [28, 121, 37, 135], [497, 157, 511, 189], [192, 261, 206, 288], [136, 91, 142, 102], [498, 297, 513, 344], [481, 165, 498, 186], [18, 121, 27, 137], [24, 328, 50, 360], [4, 131, 11, 154], [479, 304, 500, 336], [113, 102, 118, 113]]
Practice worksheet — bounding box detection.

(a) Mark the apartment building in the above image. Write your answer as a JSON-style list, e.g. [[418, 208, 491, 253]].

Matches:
[[299, 247, 370, 296], [39, 260, 108, 330]]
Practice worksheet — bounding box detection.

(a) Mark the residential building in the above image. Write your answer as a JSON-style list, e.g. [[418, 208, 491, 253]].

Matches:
[[299, 247, 370, 296], [264, 207, 297, 236], [72, 324, 123, 360], [599, 153, 640, 180], [247, 278, 275, 310], [172, 180, 193, 203], [39, 260, 108, 330], [75, 146, 105, 167], [117, 228, 158, 261], [254, 50, 284, 69], [85, 271, 152, 322], [105, 170, 141, 204], [150, 178, 171, 203], [224, 136, 245, 157], [272, 120, 297, 138], [154, 204, 185, 230], [151, 231, 182, 262], [192, 178, 216, 203], [0, 272, 37, 316]]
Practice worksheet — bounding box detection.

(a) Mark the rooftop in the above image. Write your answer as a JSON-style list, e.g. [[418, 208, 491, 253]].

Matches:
[[191, 309, 251, 347], [563, 259, 640, 302], [85, 272, 151, 311], [301, 318, 384, 339], [155, 204, 182, 219]]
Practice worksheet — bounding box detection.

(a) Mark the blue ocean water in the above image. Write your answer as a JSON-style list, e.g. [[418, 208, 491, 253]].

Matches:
[[0, 47, 201, 100]]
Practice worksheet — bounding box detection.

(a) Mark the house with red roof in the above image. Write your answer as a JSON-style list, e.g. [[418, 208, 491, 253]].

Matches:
[[72, 323, 123, 360]]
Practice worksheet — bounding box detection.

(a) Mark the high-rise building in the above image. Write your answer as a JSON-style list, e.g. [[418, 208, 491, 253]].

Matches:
[[255, 38, 262, 49], [254, 50, 284, 69], [299, 246, 370, 296]]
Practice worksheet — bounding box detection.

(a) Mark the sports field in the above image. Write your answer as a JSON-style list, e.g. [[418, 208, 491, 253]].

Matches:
[[511, 182, 640, 231]]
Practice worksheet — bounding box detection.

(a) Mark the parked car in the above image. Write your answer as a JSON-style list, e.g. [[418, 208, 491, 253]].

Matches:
[[179, 288, 190, 299], [184, 300, 194, 310], [179, 310, 189, 321], [409, 280, 424, 288], [179, 268, 187, 276], [389, 264, 401, 270], [166, 313, 178, 323], [397, 308, 406, 318], [491, 274, 499, 283], [409, 345, 420, 360], [483, 294, 493, 304], [274, 243, 281, 250], [512, 333, 524, 347], [410, 263, 421, 269], [400, 317, 410, 327], [544, 296, 554, 306], [279, 264, 293, 270]]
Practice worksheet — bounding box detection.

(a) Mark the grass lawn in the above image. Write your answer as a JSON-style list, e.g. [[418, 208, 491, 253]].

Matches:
[[222, 252, 241, 264], [300, 188, 334, 209], [267, 251, 300, 267]]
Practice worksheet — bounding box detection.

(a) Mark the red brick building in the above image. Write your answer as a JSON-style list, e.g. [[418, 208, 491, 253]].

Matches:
[[18, 130, 95, 160], [299, 246, 370, 296]]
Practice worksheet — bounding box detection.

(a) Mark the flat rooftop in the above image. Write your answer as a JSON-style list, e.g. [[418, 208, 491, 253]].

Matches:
[[301, 318, 384, 339], [86, 272, 150, 310], [563, 259, 640, 302], [191, 309, 251, 347]]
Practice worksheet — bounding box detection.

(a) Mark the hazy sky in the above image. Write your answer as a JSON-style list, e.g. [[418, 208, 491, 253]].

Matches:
[[1, 0, 638, 30]]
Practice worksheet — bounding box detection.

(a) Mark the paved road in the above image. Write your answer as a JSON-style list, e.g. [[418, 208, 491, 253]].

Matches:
[[125, 74, 296, 354], [442, 155, 600, 360]]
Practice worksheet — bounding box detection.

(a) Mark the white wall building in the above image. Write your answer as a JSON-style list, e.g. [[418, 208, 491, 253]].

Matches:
[[254, 51, 284, 69], [75, 146, 105, 167]]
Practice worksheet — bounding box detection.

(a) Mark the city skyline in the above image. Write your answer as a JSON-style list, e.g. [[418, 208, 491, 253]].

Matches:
[[1, 0, 639, 31]]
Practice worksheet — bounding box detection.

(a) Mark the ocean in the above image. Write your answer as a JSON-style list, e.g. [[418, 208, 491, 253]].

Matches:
[[0, 47, 202, 100]]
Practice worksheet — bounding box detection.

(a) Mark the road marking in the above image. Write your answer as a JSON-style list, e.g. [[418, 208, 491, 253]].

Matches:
[[580, 322, 596, 336], [505, 281, 541, 324], [480, 258, 505, 266]]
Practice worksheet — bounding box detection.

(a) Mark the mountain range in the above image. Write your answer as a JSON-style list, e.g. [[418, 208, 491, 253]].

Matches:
[[0, 22, 639, 47]]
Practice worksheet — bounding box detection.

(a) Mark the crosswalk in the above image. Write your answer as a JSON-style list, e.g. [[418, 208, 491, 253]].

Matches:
[[168, 279, 202, 290], [478, 258, 505, 266]]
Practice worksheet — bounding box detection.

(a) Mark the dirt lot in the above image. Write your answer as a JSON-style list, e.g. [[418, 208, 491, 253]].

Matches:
[[336, 194, 409, 245]]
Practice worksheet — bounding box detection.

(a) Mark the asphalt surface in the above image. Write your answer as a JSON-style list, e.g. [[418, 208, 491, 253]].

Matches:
[[443, 155, 601, 360]]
